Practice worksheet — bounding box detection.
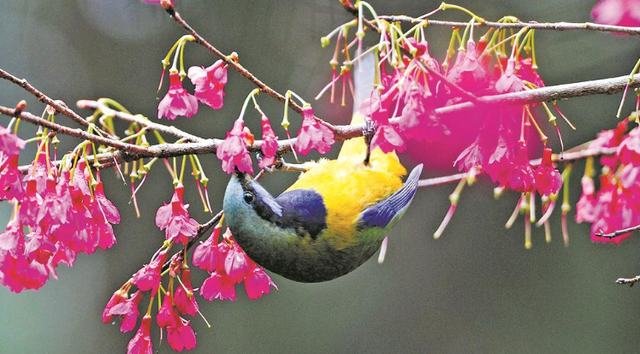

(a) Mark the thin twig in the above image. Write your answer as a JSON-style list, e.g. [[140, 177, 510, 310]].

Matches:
[[162, 3, 305, 115], [78, 100, 206, 143], [416, 146, 618, 187], [0, 68, 111, 137], [595, 224, 640, 238], [616, 275, 640, 286], [0, 105, 149, 154], [378, 16, 640, 36], [2, 71, 634, 166]]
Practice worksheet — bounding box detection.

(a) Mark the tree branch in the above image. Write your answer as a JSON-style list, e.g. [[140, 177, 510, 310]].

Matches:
[[595, 224, 640, 238], [77, 99, 206, 143], [616, 275, 640, 286], [378, 16, 640, 36], [0, 68, 111, 137], [2, 70, 633, 166], [417, 146, 618, 187], [162, 2, 306, 115]]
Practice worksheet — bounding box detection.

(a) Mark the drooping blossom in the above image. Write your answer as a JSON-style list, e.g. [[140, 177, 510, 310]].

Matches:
[[188, 60, 228, 109], [398, 84, 449, 143], [506, 144, 535, 193], [259, 114, 279, 169], [131, 248, 168, 296], [200, 271, 236, 301], [244, 266, 278, 300], [157, 292, 179, 328], [127, 315, 153, 354], [155, 185, 199, 245], [591, 0, 640, 28], [167, 317, 197, 352], [533, 148, 562, 196], [107, 290, 144, 333], [158, 71, 199, 120], [103, 289, 127, 323], [0, 155, 25, 201], [192, 225, 223, 272], [216, 118, 254, 174], [224, 242, 251, 283], [173, 268, 199, 316], [0, 125, 25, 157], [361, 92, 405, 153], [576, 174, 597, 224], [446, 40, 490, 94], [495, 58, 524, 94], [295, 105, 335, 155]]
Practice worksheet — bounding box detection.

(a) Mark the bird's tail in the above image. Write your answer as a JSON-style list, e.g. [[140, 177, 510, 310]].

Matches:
[[338, 52, 405, 177]]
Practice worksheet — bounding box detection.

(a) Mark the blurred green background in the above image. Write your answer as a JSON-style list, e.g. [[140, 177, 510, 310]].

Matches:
[[1, 0, 639, 353]]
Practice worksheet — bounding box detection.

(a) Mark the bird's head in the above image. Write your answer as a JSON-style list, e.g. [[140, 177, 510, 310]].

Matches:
[[223, 172, 283, 234]]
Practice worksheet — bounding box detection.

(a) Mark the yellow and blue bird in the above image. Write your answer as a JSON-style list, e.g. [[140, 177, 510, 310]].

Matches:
[[223, 55, 422, 283]]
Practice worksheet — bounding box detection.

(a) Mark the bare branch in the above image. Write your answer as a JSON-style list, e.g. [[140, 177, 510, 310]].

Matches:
[[162, 3, 306, 115], [77, 100, 206, 143], [378, 16, 640, 36], [0, 68, 112, 137], [616, 275, 640, 286], [595, 224, 640, 238]]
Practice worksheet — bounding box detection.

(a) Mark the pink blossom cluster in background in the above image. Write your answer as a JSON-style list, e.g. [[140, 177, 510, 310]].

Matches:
[[576, 122, 640, 244]]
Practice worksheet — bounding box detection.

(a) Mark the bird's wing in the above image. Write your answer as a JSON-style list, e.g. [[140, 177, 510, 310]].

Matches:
[[356, 164, 423, 230], [275, 188, 328, 239]]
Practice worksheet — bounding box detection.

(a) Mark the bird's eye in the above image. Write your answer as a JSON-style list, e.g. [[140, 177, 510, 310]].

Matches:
[[243, 191, 255, 204]]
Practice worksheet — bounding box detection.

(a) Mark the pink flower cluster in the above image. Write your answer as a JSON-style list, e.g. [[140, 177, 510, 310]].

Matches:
[[105, 183, 276, 353], [193, 226, 277, 301], [0, 137, 120, 293], [575, 122, 640, 244], [216, 115, 281, 175], [158, 60, 228, 120], [355, 35, 559, 196]]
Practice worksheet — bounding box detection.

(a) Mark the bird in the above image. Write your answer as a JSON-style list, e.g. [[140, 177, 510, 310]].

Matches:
[[223, 54, 423, 283]]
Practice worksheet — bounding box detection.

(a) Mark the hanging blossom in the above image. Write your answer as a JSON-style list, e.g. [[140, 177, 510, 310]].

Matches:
[[0, 145, 120, 293], [188, 59, 228, 110], [155, 185, 199, 245], [575, 123, 640, 244], [259, 114, 279, 169], [158, 71, 199, 120], [217, 118, 254, 174], [194, 227, 277, 301], [295, 105, 335, 155]]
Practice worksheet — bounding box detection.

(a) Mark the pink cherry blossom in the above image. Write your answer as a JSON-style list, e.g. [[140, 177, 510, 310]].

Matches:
[[224, 242, 251, 283], [167, 317, 197, 352], [533, 148, 562, 196], [200, 271, 236, 301], [155, 185, 199, 245], [576, 175, 597, 224], [127, 315, 153, 354], [174, 268, 199, 316], [0, 125, 25, 157], [244, 266, 277, 300], [216, 118, 254, 174], [158, 72, 198, 120], [259, 114, 279, 169], [107, 290, 144, 333], [0, 155, 25, 201], [131, 248, 168, 296], [103, 289, 127, 324], [157, 293, 179, 328], [506, 144, 535, 193], [188, 60, 228, 110], [295, 105, 335, 155], [192, 225, 223, 272]]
